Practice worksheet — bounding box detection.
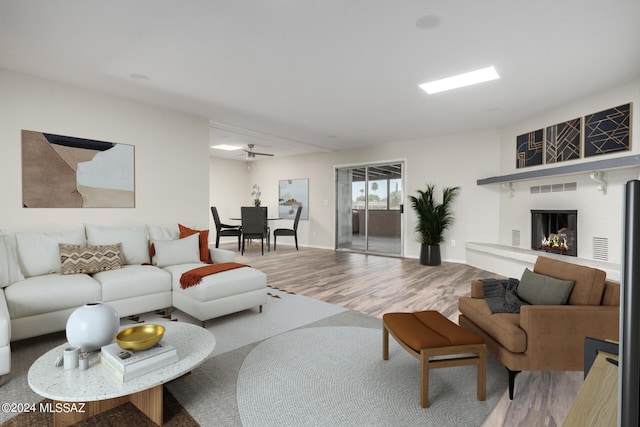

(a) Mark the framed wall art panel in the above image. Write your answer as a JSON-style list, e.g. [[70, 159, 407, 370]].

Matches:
[[584, 103, 632, 157], [278, 178, 309, 220], [516, 129, 543, 168], [546, 118, 581, 164], [22, 130, 135, 208]]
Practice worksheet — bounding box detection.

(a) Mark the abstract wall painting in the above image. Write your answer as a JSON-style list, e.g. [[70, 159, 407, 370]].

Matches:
[[516, 129, 543, 168], [546, 118, 581, 164], [584, 103, 632, 157], [278, 178, 309, 220], [22, 130, 135, 208]]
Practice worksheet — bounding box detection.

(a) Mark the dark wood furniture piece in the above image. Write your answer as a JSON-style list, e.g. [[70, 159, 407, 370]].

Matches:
[[382, 310, 486, 408]]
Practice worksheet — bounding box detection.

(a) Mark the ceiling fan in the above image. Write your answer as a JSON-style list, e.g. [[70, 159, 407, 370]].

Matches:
[[243, 144, 274, 161]]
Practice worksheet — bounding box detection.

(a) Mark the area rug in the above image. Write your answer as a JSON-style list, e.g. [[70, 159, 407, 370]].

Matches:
[[237, 326, 507, 427], [0, 287, 346, 426], [1, 288, 507, 426]]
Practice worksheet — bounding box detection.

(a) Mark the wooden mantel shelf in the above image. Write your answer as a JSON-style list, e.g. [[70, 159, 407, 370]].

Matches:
[[477, 154, 640, 185]]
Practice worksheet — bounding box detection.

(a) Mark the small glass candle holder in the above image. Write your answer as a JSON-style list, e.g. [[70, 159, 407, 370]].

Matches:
[[79, 352, 90, 371]]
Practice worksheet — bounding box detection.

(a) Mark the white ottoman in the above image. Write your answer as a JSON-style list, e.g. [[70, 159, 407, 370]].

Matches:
[[165, 263, 267, 326]]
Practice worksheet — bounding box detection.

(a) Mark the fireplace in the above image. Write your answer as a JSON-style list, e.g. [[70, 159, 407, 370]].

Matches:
[[531, 210, 577, 257]]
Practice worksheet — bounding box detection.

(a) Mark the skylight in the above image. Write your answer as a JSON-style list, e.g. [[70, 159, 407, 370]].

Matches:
[[419, 66, 500, 94], [211, 144, 243, 151]]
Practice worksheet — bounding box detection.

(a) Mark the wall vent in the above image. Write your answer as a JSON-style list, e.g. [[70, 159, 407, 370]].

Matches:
[[593, 237, 609, 262], [529, 182, 577, 194], [512, 230, 520, 247]]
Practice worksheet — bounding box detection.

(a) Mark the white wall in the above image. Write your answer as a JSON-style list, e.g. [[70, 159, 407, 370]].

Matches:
[[212, 129, 502, 262], [208, 157, 250, 239], [3, 67, 636, 266], [0, 69, 210, 232], [496, 77, 640, 264]]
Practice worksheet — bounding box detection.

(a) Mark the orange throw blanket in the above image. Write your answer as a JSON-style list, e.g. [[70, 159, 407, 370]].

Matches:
[[179, 262, 249, 289]]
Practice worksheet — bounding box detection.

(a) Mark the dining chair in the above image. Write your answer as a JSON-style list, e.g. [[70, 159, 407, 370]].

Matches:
[[241, 206, 267, 255], [274, 206, 302, 250], [260, 206, 271, 252], [211, 206, 241, 250]]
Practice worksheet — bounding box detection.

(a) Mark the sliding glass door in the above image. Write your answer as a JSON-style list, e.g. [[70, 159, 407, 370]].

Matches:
[[336, 162, 403, 256]]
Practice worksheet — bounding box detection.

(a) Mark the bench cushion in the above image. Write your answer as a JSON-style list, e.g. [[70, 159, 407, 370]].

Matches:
[[383, 310, 483, 352]]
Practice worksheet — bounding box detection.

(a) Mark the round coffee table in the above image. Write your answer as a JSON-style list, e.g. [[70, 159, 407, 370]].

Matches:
[[28, 321, 215, 426]]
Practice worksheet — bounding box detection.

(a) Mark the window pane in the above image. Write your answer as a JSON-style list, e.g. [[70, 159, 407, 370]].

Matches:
[[368, 179, 387, 210], [389, 179, 402, 210]]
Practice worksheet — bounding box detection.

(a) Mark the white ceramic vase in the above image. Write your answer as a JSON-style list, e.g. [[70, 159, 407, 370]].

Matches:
[[66, 302, 119, 352]]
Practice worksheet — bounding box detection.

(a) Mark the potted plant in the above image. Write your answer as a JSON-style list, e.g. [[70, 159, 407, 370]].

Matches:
[[251, 184, 261, 207], [409, 183, 460, 266]]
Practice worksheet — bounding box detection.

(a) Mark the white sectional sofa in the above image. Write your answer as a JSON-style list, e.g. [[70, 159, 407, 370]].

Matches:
[[0, 223, 267, 376]]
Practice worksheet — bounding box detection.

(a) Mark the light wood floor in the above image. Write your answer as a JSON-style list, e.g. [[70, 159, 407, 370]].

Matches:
[[228, 242, 583, 427]]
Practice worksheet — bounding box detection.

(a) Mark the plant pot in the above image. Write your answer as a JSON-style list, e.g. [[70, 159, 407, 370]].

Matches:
[[420, 244, 441, 266]]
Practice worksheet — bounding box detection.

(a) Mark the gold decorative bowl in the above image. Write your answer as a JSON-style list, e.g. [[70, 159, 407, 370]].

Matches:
[[116, 324, 165, 351]]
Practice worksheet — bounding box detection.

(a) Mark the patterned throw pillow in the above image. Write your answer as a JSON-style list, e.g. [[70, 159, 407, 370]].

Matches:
[[60, 243, 122, 275]]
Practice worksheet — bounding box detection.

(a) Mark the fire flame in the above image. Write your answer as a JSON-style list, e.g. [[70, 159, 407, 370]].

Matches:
[[541, 235, 569, 252]]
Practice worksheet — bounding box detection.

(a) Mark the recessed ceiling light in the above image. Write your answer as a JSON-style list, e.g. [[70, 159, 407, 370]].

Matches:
[[211, 144, 243, 151], [416, 15, 441, 30], [419, 66, 500, 94]]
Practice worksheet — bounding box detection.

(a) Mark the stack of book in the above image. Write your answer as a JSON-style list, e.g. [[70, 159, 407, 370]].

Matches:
[[100, 341, 178, 382]]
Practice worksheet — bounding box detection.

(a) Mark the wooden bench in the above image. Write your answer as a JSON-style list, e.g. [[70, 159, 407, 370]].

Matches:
[[382, 310, 486, 408]]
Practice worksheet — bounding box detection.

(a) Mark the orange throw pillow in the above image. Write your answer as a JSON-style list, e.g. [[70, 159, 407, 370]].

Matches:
[[178, 224, 212, 264]]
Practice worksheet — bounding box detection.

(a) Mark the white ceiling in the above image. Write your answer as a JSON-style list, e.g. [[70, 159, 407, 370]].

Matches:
[[1, 1, 639, 161]]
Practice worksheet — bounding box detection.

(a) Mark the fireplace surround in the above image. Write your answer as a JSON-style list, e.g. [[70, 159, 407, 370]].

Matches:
[[531, 210, 577, 257]]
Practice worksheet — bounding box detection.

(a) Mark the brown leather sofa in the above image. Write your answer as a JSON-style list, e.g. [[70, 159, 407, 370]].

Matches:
[[458, 256, 620, 399]]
